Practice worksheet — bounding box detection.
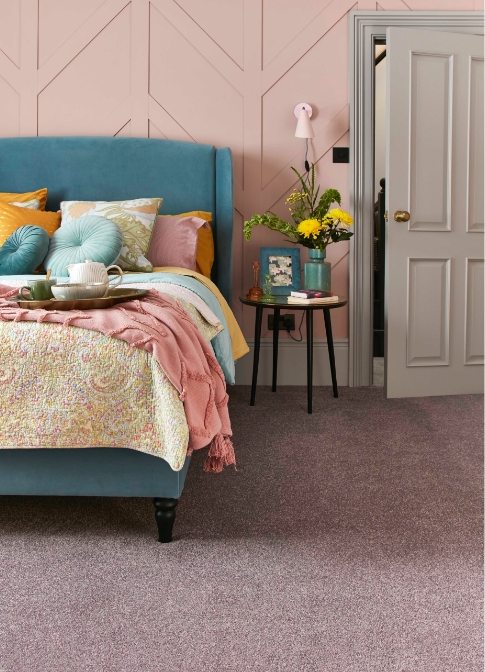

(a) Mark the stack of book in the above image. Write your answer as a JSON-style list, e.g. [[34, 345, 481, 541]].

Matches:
[[287, 290, 339, 305]]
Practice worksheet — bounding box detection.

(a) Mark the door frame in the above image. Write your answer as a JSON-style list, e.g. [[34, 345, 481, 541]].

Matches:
[[348, 10, 484, 387]]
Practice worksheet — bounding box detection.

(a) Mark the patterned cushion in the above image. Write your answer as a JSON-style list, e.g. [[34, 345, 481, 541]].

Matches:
[[44, 215, 123, 277], [0, 188, 48, 210], [0, 225, 50, 275], [60, 198, 162, 272], [0, 202, 60, 247]]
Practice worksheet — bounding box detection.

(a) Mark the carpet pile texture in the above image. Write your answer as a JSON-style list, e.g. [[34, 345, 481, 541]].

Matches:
[[0, 386, 483, 671]]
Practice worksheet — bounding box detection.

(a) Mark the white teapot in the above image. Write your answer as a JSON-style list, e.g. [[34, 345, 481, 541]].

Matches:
[[66, 260, 123, 289]]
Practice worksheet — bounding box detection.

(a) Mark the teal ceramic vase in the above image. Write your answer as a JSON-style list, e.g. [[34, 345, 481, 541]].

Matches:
[[304, 248, 331, 291]]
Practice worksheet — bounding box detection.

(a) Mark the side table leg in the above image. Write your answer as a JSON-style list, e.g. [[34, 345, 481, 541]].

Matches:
[[250, 305, 263, 406], [306, 309, 313, 414], [323, 308, 338, 398], [272, 308, 280, 392]]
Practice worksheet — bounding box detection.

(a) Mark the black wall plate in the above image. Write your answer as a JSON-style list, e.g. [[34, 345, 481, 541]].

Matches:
[[268, 314, 295, 331], [333, 147, 349, 163]]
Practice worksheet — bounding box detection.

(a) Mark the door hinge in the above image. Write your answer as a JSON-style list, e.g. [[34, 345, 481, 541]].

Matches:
[[384, 210, 388, 222]]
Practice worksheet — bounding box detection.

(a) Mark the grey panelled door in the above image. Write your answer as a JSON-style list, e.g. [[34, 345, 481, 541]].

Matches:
[[385, 27, 484, 398]]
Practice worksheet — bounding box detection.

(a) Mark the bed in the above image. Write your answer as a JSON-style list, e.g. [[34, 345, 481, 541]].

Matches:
[[0, 136, 237, 542]]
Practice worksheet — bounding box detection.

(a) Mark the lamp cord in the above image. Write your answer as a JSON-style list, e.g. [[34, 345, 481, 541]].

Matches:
[[304, 138, 310, 176], [286, 312, 305, 342], [293, 137, 309, 341]]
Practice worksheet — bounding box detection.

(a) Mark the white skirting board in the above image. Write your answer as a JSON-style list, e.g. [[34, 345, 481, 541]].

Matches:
[[234, 338, 349, 386]]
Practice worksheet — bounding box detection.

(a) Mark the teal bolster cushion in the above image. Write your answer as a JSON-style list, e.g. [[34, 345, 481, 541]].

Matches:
[[0, 225, 50, 275], [44, 215, 123, 277]]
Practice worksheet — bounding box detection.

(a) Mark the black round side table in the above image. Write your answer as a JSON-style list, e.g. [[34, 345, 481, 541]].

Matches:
[[240, 296, 348, 414]]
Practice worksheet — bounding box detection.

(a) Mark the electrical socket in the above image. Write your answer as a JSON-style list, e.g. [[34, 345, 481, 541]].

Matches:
[[268, 313, 295, 331]]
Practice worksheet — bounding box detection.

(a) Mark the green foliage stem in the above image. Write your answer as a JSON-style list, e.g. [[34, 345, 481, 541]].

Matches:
[[243, 213, 298, 242], [243, 163, 353, 251]]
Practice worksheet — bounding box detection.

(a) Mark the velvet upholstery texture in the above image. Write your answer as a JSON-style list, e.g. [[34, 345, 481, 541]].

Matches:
[[0, 449, 191, 498], [0, 225, 50, 275], [44, 215, 122, 277], [0, 137, 234, 304]]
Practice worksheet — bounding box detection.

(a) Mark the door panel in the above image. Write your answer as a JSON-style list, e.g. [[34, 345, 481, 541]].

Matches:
[[407, 258, 450, 367], [468, 58, 484, 233], [465, 258, 484, 365], [409, 53, 452, 232], [385, 28, 484, 398]]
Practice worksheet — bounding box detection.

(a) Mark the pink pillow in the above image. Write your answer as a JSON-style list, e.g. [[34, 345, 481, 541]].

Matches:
[[147, 215, 209, 270]]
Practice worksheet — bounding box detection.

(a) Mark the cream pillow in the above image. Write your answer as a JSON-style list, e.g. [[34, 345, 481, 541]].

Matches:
[[60, 198, 162, 272]]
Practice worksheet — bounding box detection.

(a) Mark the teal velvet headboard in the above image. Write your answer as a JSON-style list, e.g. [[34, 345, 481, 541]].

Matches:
[[0, 137, 234, 305]]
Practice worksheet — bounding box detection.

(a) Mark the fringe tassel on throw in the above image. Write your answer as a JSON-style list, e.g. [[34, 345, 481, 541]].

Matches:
[[203, 433, 236, 473]]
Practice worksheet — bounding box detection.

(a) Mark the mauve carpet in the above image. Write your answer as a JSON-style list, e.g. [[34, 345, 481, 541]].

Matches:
[[0, 387, 483, 672]]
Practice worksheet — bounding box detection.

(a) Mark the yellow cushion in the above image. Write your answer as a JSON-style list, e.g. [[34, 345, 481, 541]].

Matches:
[[0, 203, 60, 246], [0, 188, 48, 211], [196, 227, 215, 278], [169, 211, 214, 278]]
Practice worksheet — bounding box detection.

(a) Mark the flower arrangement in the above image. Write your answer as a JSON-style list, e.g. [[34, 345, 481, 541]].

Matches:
[[243, 164, 353, 252]]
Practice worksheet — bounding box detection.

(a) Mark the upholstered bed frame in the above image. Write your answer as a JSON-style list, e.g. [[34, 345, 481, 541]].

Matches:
[[0, 137, 234, 542]]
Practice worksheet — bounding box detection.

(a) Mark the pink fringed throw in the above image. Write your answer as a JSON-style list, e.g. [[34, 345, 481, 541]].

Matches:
[[0, 286, 235, 472]]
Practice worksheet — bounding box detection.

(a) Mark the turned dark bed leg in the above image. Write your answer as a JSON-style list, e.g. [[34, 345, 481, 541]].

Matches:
[[153, 498, 178, 543]]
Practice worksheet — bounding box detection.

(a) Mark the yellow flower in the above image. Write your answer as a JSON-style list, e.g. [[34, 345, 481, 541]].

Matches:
[[297, 219, 322, 238], [328, 208, 353, 226], [286, 191, 303, 204]]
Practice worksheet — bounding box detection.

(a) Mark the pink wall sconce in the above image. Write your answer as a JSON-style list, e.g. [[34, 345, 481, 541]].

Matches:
[[294, 103, 314, 173]]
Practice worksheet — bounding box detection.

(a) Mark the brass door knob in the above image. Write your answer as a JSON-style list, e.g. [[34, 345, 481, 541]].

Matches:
[[393, 210, 410, 222]]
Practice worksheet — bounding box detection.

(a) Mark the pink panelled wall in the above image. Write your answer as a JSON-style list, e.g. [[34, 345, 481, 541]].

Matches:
[[0, 0, 479, 338]]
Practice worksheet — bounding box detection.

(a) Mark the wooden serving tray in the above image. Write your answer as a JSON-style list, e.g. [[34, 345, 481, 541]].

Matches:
[[10, 288, 148, 311]]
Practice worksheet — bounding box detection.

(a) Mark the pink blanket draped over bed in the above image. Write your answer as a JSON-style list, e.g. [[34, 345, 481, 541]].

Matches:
[[0, 286, 235, 473]]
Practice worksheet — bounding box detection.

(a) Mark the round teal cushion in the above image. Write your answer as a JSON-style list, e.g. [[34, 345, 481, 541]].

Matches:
[[0, 225, 50, 275], [44, 215, 122, 277]]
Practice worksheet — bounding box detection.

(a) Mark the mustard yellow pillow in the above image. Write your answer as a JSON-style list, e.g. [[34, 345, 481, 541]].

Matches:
[[0, 203, 60, 247], [169, 211, 214, 278], [0, 188, 48, 211]]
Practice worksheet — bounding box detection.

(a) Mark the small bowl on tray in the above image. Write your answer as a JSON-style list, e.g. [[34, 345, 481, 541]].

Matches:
[[51, 283, 109, 300]]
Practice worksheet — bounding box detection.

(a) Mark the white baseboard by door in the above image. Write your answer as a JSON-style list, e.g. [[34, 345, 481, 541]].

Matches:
[[235, 338, 349, 386]]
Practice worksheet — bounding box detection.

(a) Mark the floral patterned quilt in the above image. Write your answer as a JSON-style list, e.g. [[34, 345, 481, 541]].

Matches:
[[0, 289, 222, 471]]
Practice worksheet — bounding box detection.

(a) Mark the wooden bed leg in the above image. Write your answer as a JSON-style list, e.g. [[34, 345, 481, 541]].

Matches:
[[153, 498, 178, 543]]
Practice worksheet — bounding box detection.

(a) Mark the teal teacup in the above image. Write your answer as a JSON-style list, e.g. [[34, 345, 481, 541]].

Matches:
[[19, 279, 57, 301]]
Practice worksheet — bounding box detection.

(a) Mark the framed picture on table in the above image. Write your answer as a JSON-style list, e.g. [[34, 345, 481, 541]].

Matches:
[[260, 247, 301, 295]]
